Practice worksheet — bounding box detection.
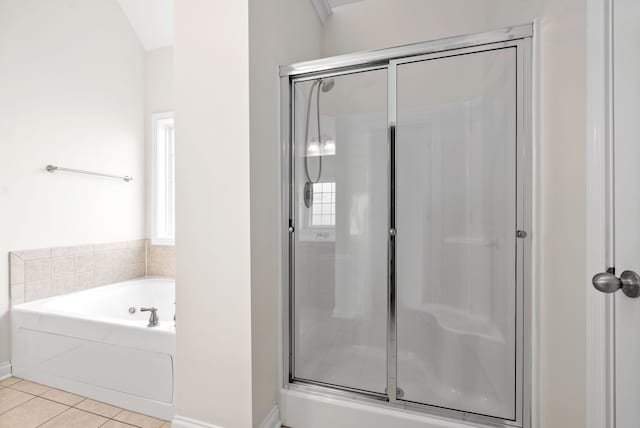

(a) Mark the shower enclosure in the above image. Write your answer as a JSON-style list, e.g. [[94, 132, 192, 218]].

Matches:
[[280, 26, 532, 428]]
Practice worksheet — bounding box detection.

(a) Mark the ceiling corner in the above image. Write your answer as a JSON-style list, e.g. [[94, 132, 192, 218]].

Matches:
[[311, 0, 333, 24]]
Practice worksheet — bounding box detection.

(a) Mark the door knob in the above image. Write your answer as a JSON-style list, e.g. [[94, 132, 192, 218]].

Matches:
[[593, 270, 640, 298]]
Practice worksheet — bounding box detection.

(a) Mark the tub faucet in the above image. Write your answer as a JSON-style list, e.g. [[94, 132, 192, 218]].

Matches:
[[140, 307, 159, 327]]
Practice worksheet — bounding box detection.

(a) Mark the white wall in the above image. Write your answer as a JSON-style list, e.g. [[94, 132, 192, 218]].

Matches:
[[145, 47, 174, 239], [248, 0, 323, 425], [320, 1, 586, 427], [173, 1, 321, 425], [0, 0, 146, 366], [174, 1, 253, 427]]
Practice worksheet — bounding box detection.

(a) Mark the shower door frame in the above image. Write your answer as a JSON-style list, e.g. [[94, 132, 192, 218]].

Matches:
[[280, 24, 533, 428]]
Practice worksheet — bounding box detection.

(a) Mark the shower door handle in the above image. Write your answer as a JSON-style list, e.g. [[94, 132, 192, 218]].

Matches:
[[593, 270, 640, 298]]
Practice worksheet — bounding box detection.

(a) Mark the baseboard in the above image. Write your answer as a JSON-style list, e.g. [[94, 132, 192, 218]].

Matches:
[[171, 415, 224, 428], [172, 408, 279, 428], [258, 406, 281, 428], [0, 361, 11, 380]]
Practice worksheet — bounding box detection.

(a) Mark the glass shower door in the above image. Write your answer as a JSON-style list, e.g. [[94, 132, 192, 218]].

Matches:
[[291, 69, 388, 394], [394, 48, 519, 419]]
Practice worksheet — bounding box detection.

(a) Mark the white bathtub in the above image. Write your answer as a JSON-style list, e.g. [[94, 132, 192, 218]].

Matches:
[[11, 277, 175, 420]]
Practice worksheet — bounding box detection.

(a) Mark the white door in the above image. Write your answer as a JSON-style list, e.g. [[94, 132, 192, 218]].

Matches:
[[591, 0, 640, 426], [614, 0, 640, 425]]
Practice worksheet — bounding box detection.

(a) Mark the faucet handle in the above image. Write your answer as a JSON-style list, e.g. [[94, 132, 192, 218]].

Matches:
[[140, 307, 159, 327]]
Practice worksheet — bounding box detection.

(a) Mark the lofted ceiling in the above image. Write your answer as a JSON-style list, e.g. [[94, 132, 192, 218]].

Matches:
[[118, 0, 361, 48], [312, 0, 369, 24], [117, 0, 173, 51]]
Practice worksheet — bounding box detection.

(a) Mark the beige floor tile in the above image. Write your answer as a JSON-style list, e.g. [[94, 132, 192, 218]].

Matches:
[[0, 388, 34, 415], [74, 399, 122, 418], [41, 388, 84, 406], [9, 379, 50, 395], [113, 409, 164, 428], [0, 397, 67, 428], [100, 421, 138, 428], [159, 423, 171, 428], [39, 407, 107, 428], [0, 377, 21, 388]]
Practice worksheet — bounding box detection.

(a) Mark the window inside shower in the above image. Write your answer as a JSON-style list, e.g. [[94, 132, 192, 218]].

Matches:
[[310, 182, 336, 227], [283, 30, 531, 428]]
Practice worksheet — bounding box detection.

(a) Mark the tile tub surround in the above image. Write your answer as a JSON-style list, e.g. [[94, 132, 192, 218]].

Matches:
[[146, 242, 175, 277], [8, 240, 174, 305]]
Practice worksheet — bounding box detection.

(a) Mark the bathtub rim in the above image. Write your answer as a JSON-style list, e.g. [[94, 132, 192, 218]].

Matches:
[[12, 276, 176, 332]]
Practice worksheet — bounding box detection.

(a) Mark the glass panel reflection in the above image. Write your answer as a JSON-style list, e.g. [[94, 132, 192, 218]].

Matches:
[[292, 69, 388, 393], [395, 48, 518, 419]]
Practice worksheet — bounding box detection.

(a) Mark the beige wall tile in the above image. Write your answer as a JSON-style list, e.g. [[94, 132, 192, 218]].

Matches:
[[134, 262, 146, 277], [51, 245, 93, 257], [0, 397, 67, 427], [51, 257, 73, 276], [9, 254, 25, 285], [39, 408, 107, 428], [25, 279, 51, 302], [73, 252, 94, 273], [127, 239, 147, 249], [25, 259, 50, 282], [52, 275, 74, 296], [94, 242, 128, 252], [50, 247, 74, 257], [146, 244, 175, 278], [126, 247, 146, 264], [12, 239, 152, 303], [10, 284, 25, 305], [95, 249, 131, 270], [113, 250, 129, 266], [93, 250, 115, 269], [71, 245, 94, 254], [73, 272, 94, 291], [122, 263, 146, 280], [94, 268, 118, 287], [13, 248, 51, 260]]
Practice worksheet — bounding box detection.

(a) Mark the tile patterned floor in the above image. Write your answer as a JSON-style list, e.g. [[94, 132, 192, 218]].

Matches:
[[0, 377, 170, 428]]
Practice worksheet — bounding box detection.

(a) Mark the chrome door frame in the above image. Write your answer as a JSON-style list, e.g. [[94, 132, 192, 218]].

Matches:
[[280, 24, 533, 428]]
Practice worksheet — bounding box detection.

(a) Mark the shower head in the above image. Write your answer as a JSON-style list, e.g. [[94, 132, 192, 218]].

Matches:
[[320, 78, 335, 92]]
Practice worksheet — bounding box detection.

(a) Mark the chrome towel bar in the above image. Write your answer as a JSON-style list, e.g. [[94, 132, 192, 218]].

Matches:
[[46, 165, 133, 182]]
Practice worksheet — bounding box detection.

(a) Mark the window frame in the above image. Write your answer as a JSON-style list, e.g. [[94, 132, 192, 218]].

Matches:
[[150, 111, 175, 246]]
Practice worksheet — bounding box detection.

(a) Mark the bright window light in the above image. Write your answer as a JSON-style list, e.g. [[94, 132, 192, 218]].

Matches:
[[152, 112, 175, 244], [311, 182, 336, 227]]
